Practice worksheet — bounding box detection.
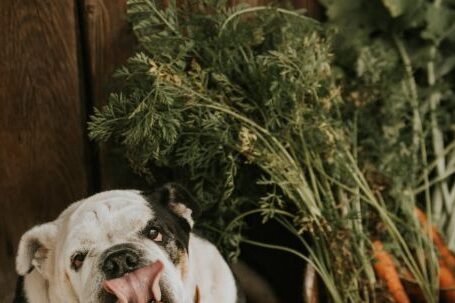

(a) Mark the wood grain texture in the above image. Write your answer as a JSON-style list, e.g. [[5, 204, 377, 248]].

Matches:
[[0, 0, 91, 300], [292, 0, 321, 18], [80, 0, 135, 107], [296, 0, 321, 18], [80, 0, 137, 190]]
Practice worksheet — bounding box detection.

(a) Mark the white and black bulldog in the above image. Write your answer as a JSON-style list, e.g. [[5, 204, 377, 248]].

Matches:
[[14, 183, 241, 303]]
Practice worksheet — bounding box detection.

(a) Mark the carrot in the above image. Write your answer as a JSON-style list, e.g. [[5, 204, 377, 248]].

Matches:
[[372, 240, 411, 303], [415, 208, 455, 302], [439, 260, 455, 302], [415, 208, 455, 271]]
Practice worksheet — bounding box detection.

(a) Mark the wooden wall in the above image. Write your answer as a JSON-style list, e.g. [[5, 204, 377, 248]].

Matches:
[[0, 0, 319, 300], [0, 0, 92, 300]]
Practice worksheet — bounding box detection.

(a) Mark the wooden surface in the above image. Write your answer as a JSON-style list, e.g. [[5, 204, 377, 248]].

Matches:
[[80, 0, 137, 190], [0, 0, 91, 300], [292, 0, 321, 18], [0, 0, 320, 300]]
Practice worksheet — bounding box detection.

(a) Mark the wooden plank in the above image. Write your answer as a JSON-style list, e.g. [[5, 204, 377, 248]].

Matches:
[[80, 0, 137, 190], [80, 0, 135, 109], [292, 0, 321, 18], [0, 0, 91, 300]]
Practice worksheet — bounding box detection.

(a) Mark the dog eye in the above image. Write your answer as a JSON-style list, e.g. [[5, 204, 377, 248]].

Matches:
[[148, 228, 163, 242], [71, 252, 87, 271]]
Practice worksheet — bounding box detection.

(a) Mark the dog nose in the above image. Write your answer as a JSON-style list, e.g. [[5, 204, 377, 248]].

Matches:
[[101, 247, 140, 278]]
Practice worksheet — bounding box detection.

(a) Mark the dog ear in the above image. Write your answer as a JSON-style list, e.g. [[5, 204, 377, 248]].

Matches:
[[156, 183, 200, 228], [16, 222, 57, 277]]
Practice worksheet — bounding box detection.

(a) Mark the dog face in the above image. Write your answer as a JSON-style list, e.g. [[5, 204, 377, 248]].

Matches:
[[16, 183, 199, 303]]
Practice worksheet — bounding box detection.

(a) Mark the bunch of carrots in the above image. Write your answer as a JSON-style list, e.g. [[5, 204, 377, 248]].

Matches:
[[373, 208, 455, 303]]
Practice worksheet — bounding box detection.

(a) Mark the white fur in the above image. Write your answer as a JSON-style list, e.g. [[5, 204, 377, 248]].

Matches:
[[16, 190, 237, 303], [16, 222, 57, 276], [23, 270, 49, 303], [185, 235, 237, 303]]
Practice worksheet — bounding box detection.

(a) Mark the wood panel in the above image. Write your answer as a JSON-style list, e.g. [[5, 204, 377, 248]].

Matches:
[[0, 0, 91, 300], [292, 0, 321, 18], [80, 0, 137, 190]]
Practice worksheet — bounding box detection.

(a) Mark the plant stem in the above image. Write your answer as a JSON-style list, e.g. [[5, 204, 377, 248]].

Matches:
[[240, 238, 343, 303], [219, 6, 319, 35]]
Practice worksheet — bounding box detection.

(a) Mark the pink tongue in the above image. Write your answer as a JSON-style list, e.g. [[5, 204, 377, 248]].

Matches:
[[102, 261, 164, 303]]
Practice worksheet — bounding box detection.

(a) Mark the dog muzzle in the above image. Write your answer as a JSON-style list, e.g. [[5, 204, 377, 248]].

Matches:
[[103, 261, 163, 303]]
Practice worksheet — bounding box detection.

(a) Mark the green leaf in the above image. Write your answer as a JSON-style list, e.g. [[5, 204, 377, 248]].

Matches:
[[422, 5, 455, 43], [436, 55, 455, 78], [381, 0, 411, 17]]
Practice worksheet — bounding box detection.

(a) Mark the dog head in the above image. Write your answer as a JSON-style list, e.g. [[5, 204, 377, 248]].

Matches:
[[16, 183, 200, 303]]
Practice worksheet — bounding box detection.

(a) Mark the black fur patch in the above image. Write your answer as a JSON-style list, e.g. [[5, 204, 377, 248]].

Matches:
[[154, 183, 201, 221], [141, 183, 199, 264], [13, 276, 28, 303]]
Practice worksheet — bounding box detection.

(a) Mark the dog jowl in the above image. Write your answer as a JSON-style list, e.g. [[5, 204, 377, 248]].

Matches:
[[14, 183, 238, 303]]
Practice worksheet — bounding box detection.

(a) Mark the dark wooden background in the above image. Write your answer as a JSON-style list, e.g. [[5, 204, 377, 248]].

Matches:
[[0, 0, 319, 300]]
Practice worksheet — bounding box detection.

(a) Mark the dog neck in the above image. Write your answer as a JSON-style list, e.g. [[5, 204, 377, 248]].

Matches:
[[186, 234, 237, 303]]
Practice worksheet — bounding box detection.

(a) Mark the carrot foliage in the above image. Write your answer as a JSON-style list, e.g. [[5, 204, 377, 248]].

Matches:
[[89, 0, 455, 301]]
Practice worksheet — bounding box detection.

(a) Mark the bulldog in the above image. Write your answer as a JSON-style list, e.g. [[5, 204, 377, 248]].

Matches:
[[13, 183, 240, 303]]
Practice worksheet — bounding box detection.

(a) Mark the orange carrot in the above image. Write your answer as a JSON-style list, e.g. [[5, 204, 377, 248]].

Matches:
[[415, 208, 455, 301], [415, 208, 455, 271], [372, 240, 411, 303], [439, 260, 455, 302]]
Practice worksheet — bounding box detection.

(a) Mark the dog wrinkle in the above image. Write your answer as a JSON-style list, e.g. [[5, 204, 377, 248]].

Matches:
[[88, 250, 97, 258], [80, 239, 95, 246], [92, 210, 99, 223], [65, 270, 80, 303]]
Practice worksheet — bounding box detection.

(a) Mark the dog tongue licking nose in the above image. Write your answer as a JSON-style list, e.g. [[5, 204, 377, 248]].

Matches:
[[103, 261, 164, 303]]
